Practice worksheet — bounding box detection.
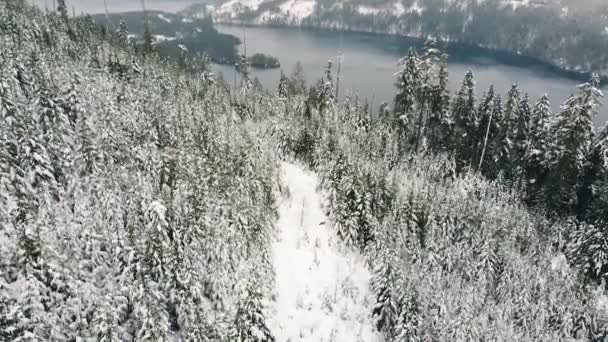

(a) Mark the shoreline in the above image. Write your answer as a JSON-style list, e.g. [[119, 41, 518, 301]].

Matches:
[[212, 20, 607, 84]]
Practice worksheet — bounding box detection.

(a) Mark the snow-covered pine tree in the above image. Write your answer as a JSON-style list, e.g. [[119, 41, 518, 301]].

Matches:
[[546, 75, 603, 215], [395, 282, 420, 342], [371, 248, 400, 339], [428, 53, 451, 151], [412, 38, 441, 152], [115, 19, 130, 48], [513, 94, 532, 190], [495, 84, 520, 177], [525, 94, 552, 205], [277, 70, 288, 100], [57, 0, 68, 22], [476, 85, 496, 170], [142, 16, 155, 56], [230, 283, 275, 342], [451, 70, 477, 167], [394, 49, 419, 129], [316, 60, 335, 112]]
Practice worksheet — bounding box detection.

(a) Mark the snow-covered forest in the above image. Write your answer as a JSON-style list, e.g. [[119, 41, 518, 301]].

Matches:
[[2, 0, 608, 340]]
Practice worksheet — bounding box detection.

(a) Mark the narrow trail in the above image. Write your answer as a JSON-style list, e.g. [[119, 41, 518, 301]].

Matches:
[[269, 162, 381, 342]]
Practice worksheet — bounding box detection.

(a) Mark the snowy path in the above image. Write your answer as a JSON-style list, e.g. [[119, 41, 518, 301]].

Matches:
[[270, 162, 381, 342]]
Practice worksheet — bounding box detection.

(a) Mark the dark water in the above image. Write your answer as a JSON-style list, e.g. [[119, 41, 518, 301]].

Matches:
[[214, 25, 608, 126]]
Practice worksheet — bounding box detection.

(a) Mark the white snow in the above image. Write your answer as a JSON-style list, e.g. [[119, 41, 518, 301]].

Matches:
[[357, 5, 381, 15], [154, 34, 177, 42], [279, 0, 316, 20], [182, 17, 194, 23], [406, 1, 423, 14], [157, 13, 172, 23], [270, 162, 381, 342], [219, 0, 264, 13], [393, 1, 406, 16]]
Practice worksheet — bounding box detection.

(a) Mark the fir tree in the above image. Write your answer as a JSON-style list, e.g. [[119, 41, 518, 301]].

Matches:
[[371, 249, 400, 339], [394, 48, 419, 128], [230, 283, 275, 342], [477, 86, 497, 172], [428, 53, 451, 151], [495, 84, 521, 180], [413, 38, 440, 152], [277, 70, 288, 99], [546, 75, 603, 215], [142, 16, 155, 56], [57, 0, 68, 21], [513, 94, 532, 190], [525, 94, 552, 205], [115, 19, 130, 48], [451, 70, 477, 167]]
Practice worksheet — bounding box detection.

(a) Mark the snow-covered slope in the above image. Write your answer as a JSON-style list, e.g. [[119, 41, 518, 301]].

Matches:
[[271, 162, 381, 341]]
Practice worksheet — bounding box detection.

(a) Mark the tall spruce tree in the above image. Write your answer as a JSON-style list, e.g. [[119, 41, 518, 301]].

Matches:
[[451, 70, 477, 167], [546, 75, 603, 215], [428, 53, 451, 151], [525, 94, 552, 205], [394, 48, 420, 139], [513, 94, 532, 190]]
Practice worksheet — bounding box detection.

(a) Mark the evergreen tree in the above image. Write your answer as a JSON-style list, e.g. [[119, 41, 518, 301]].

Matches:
[[317, 60, 335, 112], [394, 48, 420, 153], [142, 17, 155, 56], [57, 0, 68, 21], [394, 48, 419, 126], [477, 86, 497, 172], [413, 39, 440, 152], [525, 94, 552, 205], [496, 84, 521, 180], [115, 19, 130, 48], [546, 75, 603, 215], [277, 70, 288, 99], [230, 283, 275, 342], [451, 70, 477, 167], [371, 250, 400, 339], [428, 53, 451, 151], [513, 94, 532, 190], [287, 61, 306, 96]]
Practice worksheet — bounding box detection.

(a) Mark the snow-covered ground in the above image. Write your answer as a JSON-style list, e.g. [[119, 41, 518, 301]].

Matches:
[[270, 162, 381, 342]]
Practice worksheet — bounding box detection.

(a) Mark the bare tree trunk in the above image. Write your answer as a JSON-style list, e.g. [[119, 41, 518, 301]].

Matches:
[[478, 111, 494, 172]]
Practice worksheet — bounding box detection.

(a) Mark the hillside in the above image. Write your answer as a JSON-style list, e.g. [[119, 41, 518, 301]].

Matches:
[[2, 0, 608, 341], [182, 0, 608, 77], [92, 11, 240, 65]]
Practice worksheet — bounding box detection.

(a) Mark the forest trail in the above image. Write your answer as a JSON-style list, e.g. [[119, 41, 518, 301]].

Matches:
[[269, 162, 381, 342]]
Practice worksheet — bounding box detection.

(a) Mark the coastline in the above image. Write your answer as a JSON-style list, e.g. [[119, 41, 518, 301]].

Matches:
[[211, 19, 608, 84]]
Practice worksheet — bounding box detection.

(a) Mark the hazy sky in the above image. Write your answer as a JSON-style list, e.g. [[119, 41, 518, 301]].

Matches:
[[27, 0, 203, 14]]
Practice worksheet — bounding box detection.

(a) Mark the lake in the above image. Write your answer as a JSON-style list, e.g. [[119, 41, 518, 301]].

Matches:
[[213, 25, 608, 126]]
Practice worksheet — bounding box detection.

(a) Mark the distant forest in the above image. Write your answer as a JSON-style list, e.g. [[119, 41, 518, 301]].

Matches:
[[92, 11, 241, 65]]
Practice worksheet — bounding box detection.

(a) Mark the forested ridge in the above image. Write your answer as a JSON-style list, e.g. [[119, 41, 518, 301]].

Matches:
[[2, 0, 608, 340]]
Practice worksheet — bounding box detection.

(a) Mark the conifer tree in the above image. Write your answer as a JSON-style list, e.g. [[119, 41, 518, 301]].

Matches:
[[513, 94, 532, 190], [413, 39, 440, 152], [371, 250, 400, 339], [451, 70, 477, 166], [57, 0, 68, 21], [230, 283, 275, 342], [525, 94, 552, 205], [546, 75, 603, 214], [142, 16, 155, 56], [496, 84, 521, 179], [394, 49, 419, 127], [477, 86, 497, 172], [428, 53, 451, 151], [277, 70, 288, 99]]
